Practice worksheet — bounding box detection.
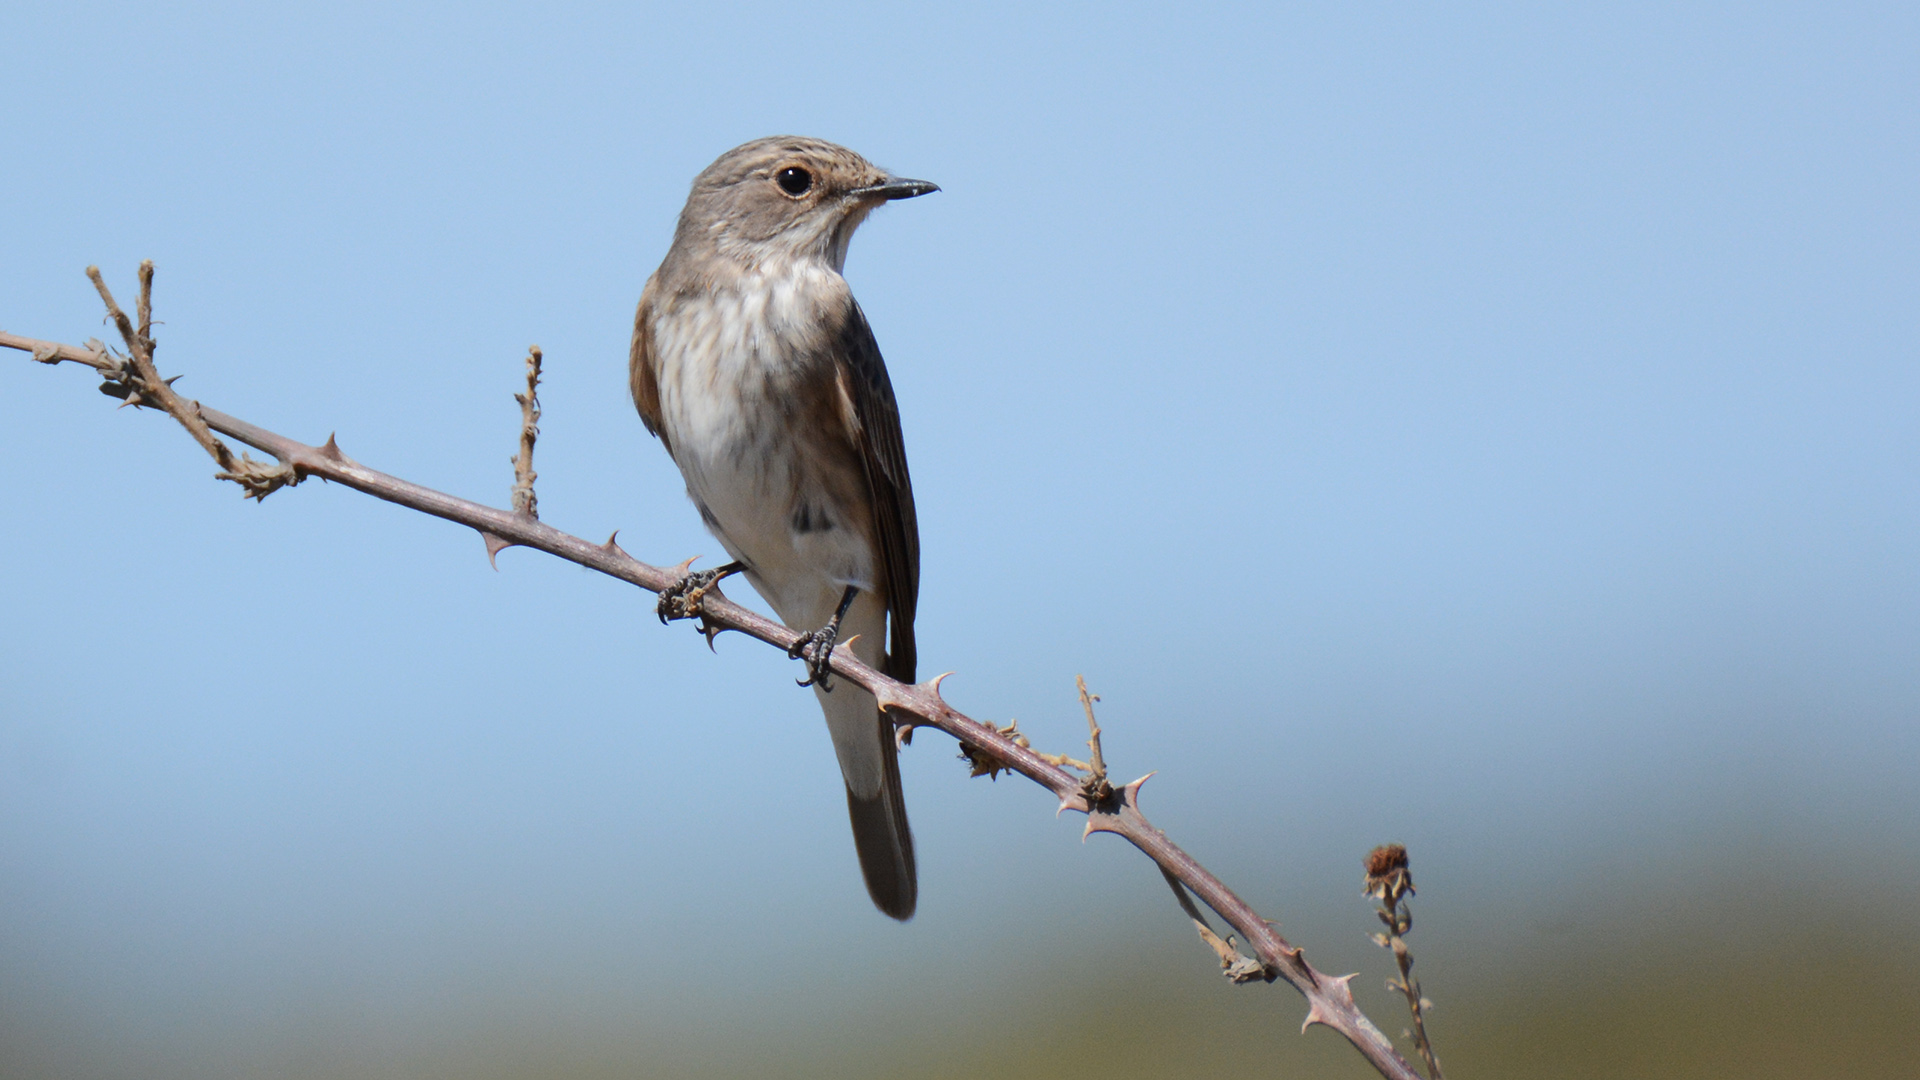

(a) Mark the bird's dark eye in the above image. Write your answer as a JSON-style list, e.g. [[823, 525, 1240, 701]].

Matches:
[[775, 166, 813, 196]]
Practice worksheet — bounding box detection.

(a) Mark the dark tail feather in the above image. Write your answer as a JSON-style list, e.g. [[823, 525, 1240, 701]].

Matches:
[[845, 712, 916, 920]]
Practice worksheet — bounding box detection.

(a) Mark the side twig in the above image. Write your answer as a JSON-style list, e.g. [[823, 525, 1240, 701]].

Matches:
[[75, 262, 303, 499], [1076, 673, 1114, 804], [4, 265, 1427, 1080], [483, 345, 544, 567], [1365, 844, 1443, 1080], [1160, 864, 1270, 983], [511, 346, 541, 520]]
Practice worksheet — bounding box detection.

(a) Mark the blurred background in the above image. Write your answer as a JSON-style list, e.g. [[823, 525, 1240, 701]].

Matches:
[[3, 3, 1916, 1077]]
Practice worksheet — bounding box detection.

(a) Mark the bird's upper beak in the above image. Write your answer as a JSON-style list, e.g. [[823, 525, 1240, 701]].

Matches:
[[852, 177, 940, 201]]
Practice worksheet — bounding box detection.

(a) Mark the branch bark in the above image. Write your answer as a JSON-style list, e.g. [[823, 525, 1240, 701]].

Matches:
[[4, 269, 1426, 1080]]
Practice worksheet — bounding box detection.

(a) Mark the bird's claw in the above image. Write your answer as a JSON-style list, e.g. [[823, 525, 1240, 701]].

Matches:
[[657, 566, 730, 625], [788, 623, 841, 691]]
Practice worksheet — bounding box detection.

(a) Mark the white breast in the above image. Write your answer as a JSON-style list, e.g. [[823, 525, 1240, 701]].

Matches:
[[651, 263, 874, 616]]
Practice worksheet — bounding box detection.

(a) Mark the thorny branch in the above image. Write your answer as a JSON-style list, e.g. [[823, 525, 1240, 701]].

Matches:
[[4, 266, 1429, 1080]]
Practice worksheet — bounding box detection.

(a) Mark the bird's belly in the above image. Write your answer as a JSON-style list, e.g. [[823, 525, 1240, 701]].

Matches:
[[660, 361, 874, 621]]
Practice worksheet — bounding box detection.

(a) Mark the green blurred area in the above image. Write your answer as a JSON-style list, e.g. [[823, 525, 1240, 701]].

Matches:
[[12, 856, 1907, 1080]]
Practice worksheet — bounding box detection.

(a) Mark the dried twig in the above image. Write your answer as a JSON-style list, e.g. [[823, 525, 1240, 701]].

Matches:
[[957, 717, 1092, 779], [483, 345, 544, 566], [1161, 865, 1270, 983], [74, 263, 303, 499], [511, 346, 541, 519], [1365, 845, 1443, 1080], [4, 266, 1428, 1080], [1076, 673, 1114, 804]]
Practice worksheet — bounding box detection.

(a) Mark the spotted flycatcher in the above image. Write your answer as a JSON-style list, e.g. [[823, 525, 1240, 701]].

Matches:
[[630, 137, 936, 920]]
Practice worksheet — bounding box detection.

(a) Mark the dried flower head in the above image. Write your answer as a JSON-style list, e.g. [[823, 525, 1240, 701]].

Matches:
[[1364, 843, 1414, 901], [958, 741, 1007, 780]]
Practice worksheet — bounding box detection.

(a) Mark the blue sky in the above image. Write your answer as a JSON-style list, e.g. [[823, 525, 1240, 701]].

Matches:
[[3, 3, 1916, 1076]]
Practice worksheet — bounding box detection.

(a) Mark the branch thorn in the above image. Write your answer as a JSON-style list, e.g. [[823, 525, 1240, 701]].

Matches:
[[481, 530, 513, 568], [891, 712, 917, 749], [920, 671, 955, 700], [1299, 973, 1357, 1032]]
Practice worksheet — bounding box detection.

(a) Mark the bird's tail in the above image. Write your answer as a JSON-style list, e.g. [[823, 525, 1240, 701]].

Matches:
[[839, 705, 916, 920], [814, 591, 916, 920]]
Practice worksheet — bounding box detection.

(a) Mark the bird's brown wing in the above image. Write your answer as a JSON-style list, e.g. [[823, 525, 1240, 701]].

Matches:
[[833, 300, 919, 684], [628, 274, 670, 457]]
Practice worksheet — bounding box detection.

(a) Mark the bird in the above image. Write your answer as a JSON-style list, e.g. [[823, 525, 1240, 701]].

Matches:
[[628, 137, 937, 920]]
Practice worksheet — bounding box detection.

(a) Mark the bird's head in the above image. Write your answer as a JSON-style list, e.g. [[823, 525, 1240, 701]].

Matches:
[[672, 136, 938, 273]]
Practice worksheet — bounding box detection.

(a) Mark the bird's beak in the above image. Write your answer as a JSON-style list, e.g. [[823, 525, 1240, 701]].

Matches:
[[852, 177, 940, 201]]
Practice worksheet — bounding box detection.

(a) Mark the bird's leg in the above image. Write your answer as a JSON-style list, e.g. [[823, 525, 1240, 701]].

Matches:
[[657, 560, 745, 627], [789, 584, 859, 692]]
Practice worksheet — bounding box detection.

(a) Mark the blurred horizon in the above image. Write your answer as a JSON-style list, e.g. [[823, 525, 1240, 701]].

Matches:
[[7, 841, 1914, 1077], [4, 2, 1916, 1077]]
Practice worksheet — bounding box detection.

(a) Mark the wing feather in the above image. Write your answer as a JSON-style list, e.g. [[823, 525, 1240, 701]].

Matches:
[[629, 274, 670, 456], [833, 302, 919, 684]]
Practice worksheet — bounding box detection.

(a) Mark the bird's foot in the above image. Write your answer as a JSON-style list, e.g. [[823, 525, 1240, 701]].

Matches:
[[789, 585, 860, 692], [788, 622, 842, 691], [657, 561, 742, 629]]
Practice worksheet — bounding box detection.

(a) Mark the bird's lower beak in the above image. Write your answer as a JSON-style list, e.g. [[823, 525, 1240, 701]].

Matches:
[[853, 177, 940, 201]]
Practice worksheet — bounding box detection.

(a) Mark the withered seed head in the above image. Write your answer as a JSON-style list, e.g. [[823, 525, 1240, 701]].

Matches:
[[957, 742, 1007, 780], [1363, 843, 1415, 900]]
